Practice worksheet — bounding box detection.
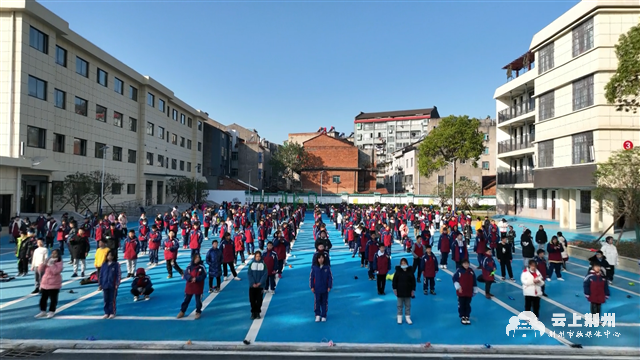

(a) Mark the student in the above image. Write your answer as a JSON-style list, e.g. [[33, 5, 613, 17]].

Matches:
[[520, 229, 535, 269], [309, 254, 333, 322], [263, 241, 279, 294], [206, 240, 223, 293], [139, 220, 149, 255], [411, 236, 426, 282], [35, 249, 63, 319], [365, 234, 379, 281], [546, 236, 565, 281], [203, 212, 212, 239], [420, 245, 439, 295], [177, 254, 207, 320], [45, 216, 58, 249], [496, 237, 514, 281], [99, 250, 121, 319], [357, 228, 370, 267], [94, 240, 110, 282], [451, 233, 468, 269], [521, 260, 544, 318], [147, 225, 162, 266], [558, 232, 569, 270], [123, 230, 140, 278], [533, 250, 549, 296], [247, 251, 268, 320], [535, 225, 548, 251], [373, 244, 391, 295], [221, 232, 241, 281], [473, 231, 488, 267], [584, 262, 610, 317], [104, 223, 121, 261], [506, 225, 516, 254], [272, 231, 287, 278], [312, 243, 330, 267], [587, 250, 610, 278], [480, 248, 496, 299], [16, 230, 35, 276], [245, 222, 256, 256], [188, 223, 204, 259], [600, 236, 618, 283], [31, 240, 48, 294], [437, 227, 451, 269], [498, 219, 509, 239], [164, 231, 184, 279], [232, 227, 246, 264], [257, 220, 268, 251], [452, 259, 478, 325], [392, 258, 416, 325], [131, 268, 154, 301]]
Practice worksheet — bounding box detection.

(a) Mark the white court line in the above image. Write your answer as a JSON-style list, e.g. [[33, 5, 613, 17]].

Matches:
[[560, 268, 639, 297], [53, 315, 178, 321]]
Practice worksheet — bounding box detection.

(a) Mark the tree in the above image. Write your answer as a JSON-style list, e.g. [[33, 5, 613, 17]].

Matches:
[[55, 172, 95, 212], [605, 22, 640, 113], [167, 178, 209, 203], [270, 141, 309, 191], [593, 147, 640, 243], [86, 170, 122, 212], [417, 115, 485, 210], [454, 179, 482, 210], [432, 183, 451, 208]]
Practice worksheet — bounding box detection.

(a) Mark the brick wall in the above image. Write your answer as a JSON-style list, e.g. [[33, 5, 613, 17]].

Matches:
[[302, 134, 360, 193], [302, 170, 357, 194]]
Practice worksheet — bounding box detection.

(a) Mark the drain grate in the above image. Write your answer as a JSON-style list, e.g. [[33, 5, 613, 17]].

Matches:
[[0, 350, 49, 358]]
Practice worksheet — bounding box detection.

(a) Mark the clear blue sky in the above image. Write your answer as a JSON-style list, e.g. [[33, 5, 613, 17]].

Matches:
[[40, 0, 580, 143]]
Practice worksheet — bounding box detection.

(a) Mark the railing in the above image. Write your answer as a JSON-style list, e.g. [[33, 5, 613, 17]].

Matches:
[[498, 99, 536, 123], [498, 133, 536, 154], [497, 169, 534, 185]]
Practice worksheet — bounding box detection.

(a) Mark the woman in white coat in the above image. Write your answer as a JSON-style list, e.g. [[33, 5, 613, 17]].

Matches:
[[521, 260, 545, 318], [557, 232, 569, 270], [600, 236, 618, 283]]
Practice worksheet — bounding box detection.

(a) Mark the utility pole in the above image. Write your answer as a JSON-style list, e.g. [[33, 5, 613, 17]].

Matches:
[[99, 145, 109, 216]]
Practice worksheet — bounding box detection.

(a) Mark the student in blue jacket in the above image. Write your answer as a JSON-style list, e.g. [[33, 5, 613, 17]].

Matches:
[[310, 254, 333, 322], [206, 240, 223, 293], [247, 251, 268, 320], [99, 250, 121, 319]]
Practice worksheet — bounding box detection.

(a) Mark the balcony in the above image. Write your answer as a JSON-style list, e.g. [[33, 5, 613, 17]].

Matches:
[[498, 133, 535, 154], [498, 99, 535, 124], [498, 169, 534, 185]]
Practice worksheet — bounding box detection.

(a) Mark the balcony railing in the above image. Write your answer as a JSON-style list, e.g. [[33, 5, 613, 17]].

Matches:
[[498, 99, 535, 124], [498, 169, 534, 185], [498, 133, 535, 154]]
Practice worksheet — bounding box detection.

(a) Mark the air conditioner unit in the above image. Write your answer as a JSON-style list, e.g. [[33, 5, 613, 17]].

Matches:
[[356, 123, 362, 130]]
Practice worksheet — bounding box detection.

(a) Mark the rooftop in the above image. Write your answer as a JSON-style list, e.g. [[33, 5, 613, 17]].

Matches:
[[355, 107, 439, 121]]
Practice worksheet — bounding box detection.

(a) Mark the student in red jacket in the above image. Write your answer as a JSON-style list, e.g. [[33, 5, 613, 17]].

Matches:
[[188, 223, 204, 258], [452, 259, 478, 325], [583, 262, 610, 316], [138, 220, 150, 254], [177, 254, 207, 320], [420, 245, 439, 295], [147, 225, 161, 266], [546, 236, 565, 281], [372, 244, 391, 295], [123, 230, 139, 278], [262, 241, 278, 294], [220, 232, 241, 281], [437, 227, 451, 269], [163, 231, 183, 279], [480, 248, 496, 299]]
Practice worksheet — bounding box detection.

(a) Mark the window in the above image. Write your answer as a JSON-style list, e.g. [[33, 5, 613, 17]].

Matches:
[[158, 99, 165, 112], [573, 75, 594, 111], [127, 184, 136, 195], [53, 133, 65, 153], [538, 43, 554, 74], [157, 126, 165, 139], [580, 190, 591, 214], [542, 189, 548, 210], [76, 57, 88, 77], [187, 162, 192, 172], [187, 139, 192, 149], [231, 169, 238, 177], [128, 149, 137, 163], [113, 111, 123, 127], [172, 109, 178, 121], [96, 104, 107, 122], [484, 147, 490, 155], [166, 131, 170, 143], [28, 75, 47, 100], [572, 131, 594, 164], [147, 93, 154, 107], [157, 154, 164, 167], [528, 190, 537, 209], [171, 159, 177, 170], [146, 122, 154, 136], [54, 89, 65, 109], [129, 86, 138, 101], [332, 175, 341, 183], [114, 77, 124, 94], [198, 121, 203, 131], [97, 68, 108, 87], [258, 152, 263, 163], [197, 163, 201, 173], [146, 152, 154, 166], [180, 114, 185, 125], [75, 97, 88, 116], [538, 140, 554, 168], [128, 117, 137, 132], [113, 146, 122, 161], [95, 142, 106, 158], [482, 161, 490, 170], [29, 26, 48, 53], [187, 117, 193, 128], [483, 133, 489, 141], [538, 91, 554, 121], [112, 183, 121, 195], [518, 189, 524, 207], [26, 126, 46, 148], [231, 152, 238, 160], [55, 46, 66, 66], [573, 18, 594, 57], [258, 169, 263, 180], [180, 160, 185, 171], [180, 137, 185, 147], [197, 142, 202, 152], [460, 176, 468, 181], [171, 134, 177, 145], [73, 138, 87, 156]]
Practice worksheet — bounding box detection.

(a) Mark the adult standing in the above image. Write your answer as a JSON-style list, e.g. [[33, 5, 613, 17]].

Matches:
[[496, 237, 514, 281], [535, 225, 548, 251], [520, 229, 536, 269], [520, 260, 544, 318], [35, 249, 63, 319], [392, 258, 415, 325], [600, 236, 618, 284]]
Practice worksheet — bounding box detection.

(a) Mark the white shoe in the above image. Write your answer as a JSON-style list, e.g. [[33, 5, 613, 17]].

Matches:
[[315, 315, 321, 322], [444, 265, 447, 269], [321, 317, 326, 322], [46, 311, 55, 319], [133, 296, 139, 302], [34, 311, 46, 319], [108, 314, 116, 319], [102, 314, 109, 319], [233, 277, 241, 281], [546, 278, 551, 281], [557, 278, 565, 281], [405, 316, 413, 325], [397, 315, 403, 324]]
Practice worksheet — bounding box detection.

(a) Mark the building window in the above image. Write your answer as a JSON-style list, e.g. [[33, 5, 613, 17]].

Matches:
[[180, 160, 185, 171], [54, 89, 65, 109], [538, 140, 554, 168], [460, 176, 468, 181], [53, 133, 65, 153], [438, 175, 445, 184], [572, 17, 594, 57], [96, 104, 107, 122], [518, 189, 524, 207], [572, 131, 594, 164], [538, 43, 554, 74], [198, 142, 202, 152], [128, 149, 137, 163], [483, 133, 490, 141], [28, 75, 47, 100], [484, 147, 490, 155], [147, 93, 154, 107], [29, 26, 48, 53], [27, 126, 46, 149], [158, 99, 165, 112], [55, 46, 66, 66], [76, 57, 88, 77], [573, 75, 594, 111], [75, 97, 88, 116], [231, 151, 238, 160], [52, 181, 64, 196], [180, 137, 185, 147], [112, 183, 121, 195], [482, 161, 490, 170], [332, 175, 341, 183], [127, 184, 136, 194], [114, 77, 124, 94], [157, 126, 165, 140], [113, 146, 122, 161], [231, 169, 238, 177], [95, 142, 106, 158], [172, 109, 178, 121], [187, 139, 192, 149], [129, 86, 138, 101], [73, 138, 87, 156], [171, 159, 177, 170], [580, 190, 591, 214], [146, 122, 154, 136], [187, 162, 192, 172], [528, 190, 537, 209], [128, 117, 137, 132], [538, 91, 554, 121], [113, 111, 123, 127], [187, 117, 193, 128], [97, 68, 108, 87], [198, 121, 203, 131], [258, 169, 263, 180], [542, 189, 548, 210], [157, 154, 164, 167], [146, 152, 154, 166], [171, 134, 177, 145], [197, 163, 201, 173], [166, 131, 170, 143], [258, 152, 263, 163], [180, 114, 185, 125]]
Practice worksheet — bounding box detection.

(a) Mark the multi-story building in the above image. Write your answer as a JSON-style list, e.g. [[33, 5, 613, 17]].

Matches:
[[494, 0, 640, 233], [0, 0, 213, 219], [226, 124, 274, 191], [202, 118, 232, 190]]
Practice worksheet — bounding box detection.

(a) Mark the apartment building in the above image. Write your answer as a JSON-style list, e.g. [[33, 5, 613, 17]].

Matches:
[[494, 0, 640, 233], [226, 124, 275, 191], [202, 118, 232, 190], [0, 0, 208, 219]]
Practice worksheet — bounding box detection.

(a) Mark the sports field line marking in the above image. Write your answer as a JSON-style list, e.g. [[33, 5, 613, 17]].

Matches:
[[52, 315, 178, 321], [560, 268, 639, 297]]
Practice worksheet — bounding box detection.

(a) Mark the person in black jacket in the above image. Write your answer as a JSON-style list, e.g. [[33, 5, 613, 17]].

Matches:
[[496, 237, 514, 281], [392, 258, 416, 325], [521, 229, 536, 268], [535, 225, 548, 251], [69, 228, 90, 277], [104, 223, 122, 260], [314, 230, 332, 253]]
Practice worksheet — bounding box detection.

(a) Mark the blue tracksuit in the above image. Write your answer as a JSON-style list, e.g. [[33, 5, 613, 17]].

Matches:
[[310, 264, 333, 318], [99, 261, 121, 316]]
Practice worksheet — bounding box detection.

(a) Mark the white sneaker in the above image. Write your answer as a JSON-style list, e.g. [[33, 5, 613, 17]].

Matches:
[[315, 315, 321, 322], [397, 315, 403, 324], [405, 316, 413, 325], [546, 278, 551, 281], [108, 314, 116, 319], [444, 265, 447, 269], [133, 296, 139, 302], [557, 278, 565, 281], [321, 317, 326, 322], [102, 314, 109, 319], [46, 312, 55, 319], [233, 277, 241, 281], [34, 311, 46, 319]]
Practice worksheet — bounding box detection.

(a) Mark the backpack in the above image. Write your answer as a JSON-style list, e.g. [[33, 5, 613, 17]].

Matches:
[[80, 271, 99, 285]]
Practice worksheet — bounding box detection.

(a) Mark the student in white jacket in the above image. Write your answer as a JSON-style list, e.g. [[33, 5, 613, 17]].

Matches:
[[31, 239, 49, 294], [521, 259, 544, 318], [600, 236, 619, 283], [558, 232, 569, 270]]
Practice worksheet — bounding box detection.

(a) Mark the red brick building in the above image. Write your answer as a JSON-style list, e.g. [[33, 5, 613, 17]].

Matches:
[[300, 133, 376, 194]]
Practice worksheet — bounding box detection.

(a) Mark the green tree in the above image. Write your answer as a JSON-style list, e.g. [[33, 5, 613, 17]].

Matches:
[[86, 170, 122, 211], [270, 141, 309, 191], [55, 172, 95, 212], [432, 183, 452, 208], [593, 147, 640, 243], [167, 178, 209, 203], [417, 115, 485, 210], [453, 178, 482, 210], [605, 22, 640, 113]]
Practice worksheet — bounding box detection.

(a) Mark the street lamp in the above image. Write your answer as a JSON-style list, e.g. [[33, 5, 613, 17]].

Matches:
[[99, 145, 109, 216], [194, 164, 201, 204], [446, 159, 457, 214]]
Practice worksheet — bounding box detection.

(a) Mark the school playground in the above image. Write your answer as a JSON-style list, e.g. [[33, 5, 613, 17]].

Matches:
[[0, 212, 638, 350]]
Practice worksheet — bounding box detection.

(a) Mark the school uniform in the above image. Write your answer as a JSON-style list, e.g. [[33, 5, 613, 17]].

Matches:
[[546, 243, 564, 280], [138, 225, 150, 253], [181, 262, 207, 315], [244, 227, 256, 255], [310, 264, 333, 319], [232, 231, 246, 264], [263, 249, 278, 291], [188, 229, 204, 258], [452, 266, 478, 323], [411, 242, 426, 280], [147, 230, 161, 264], [420, 252, 439, 293], [163, 238, 183, 277], [364, 239, 379, 280], [584, 270, 610, 316], [372, 251, 391, 295], [130, 268, 154, 298], [220, 238, 238, 278], [480, 255, 496, 296], [247, 259, 268, 318], [451, 239, 468, 269], [45, 219, 58, 248], [123, 237, 140, 276], [205, 247, 223, 291], [474, 233, 488, 266], [496, 241, 514, 279], [99, 261, 121, 316], [437, 234, 451, 268]]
